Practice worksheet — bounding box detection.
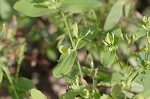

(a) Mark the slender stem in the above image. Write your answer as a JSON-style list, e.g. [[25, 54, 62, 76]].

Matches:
[[61, 12, 83, 78], [16, 57, 23, 78], [1, 65, 19, 99], [61, 12, 74, 48], [77, 58, 83, 79], [115, 54, 124, 74], [92, 75, 95, 89], [11, 83, 19, 99], [16, 64, 20, 78]]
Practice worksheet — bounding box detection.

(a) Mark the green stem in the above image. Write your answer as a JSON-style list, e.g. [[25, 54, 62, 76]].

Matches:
[[77, 58, 83, 79], [115, 54, 124, 74], [61, 12, 74, 48], [1, 65, 19, 99], [11, 83, 19, 99], [16, 64, 20, 78], [16, 57, 24, 78]]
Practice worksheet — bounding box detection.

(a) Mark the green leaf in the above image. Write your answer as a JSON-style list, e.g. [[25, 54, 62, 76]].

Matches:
[[111, 84, 121, 97], [0, 69, 3, 83], [93, 89, 101, 99], [102, 50, 116, 67], [59, 45, 69, 54], [100, 94, 112, 99], [17, 43, 26, 67], [0, 31, 5, 41], [1, 64, 13, 83], [104, 0, 125, 30], [14, 0, 57, 17], [60, 0, 102, 13], [141, 71, 150, 91], [136, 51, 150, 67], [73, 23, 78, 38], [0, 0, 12, 19], [110, 72, 124, 85], [111, 27, 123, 45], [31, 89, 46, 99], [61, 90, 80, 99], [46, 48, 58, 61], [134, 90, 150, 99], [134, 28, 147, 40], [53, 51, 77, 78], [123, 2, 131, 17], [76, 24, 99, 49], [14, 77, 35, 92]]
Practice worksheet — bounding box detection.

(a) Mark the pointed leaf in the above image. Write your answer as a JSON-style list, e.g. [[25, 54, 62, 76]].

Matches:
[[60, 0, 102, 13], [104, 0, 125, 30], [102, 50, 116, 67], [134, 28, 147, 40], [31, 89, 46, 99], [14, 0, 57, 17], [76, 24, 98, 49], [53, 51, 77, 78], [61, 90, 80, 99], [73, 23, 78, 38]]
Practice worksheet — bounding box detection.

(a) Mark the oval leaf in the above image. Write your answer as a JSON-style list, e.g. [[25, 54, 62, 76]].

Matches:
[[104, 0, 125, 30], [102, 50, 115, 67], [60, 0, 102, 13], [14, 77, 35, 92], [14, 0, 57, 17], [31, 89, 46, 99], [53, 51, 77, 78]]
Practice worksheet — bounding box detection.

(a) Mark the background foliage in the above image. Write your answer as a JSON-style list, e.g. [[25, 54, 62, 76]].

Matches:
[[0, 0, 150, 99]]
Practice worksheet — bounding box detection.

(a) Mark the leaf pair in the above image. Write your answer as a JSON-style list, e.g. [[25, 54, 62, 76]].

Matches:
[[53, 24, 98, 78]]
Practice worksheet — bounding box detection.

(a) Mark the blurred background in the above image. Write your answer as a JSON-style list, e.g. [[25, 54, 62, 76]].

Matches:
[[0, 0, 150, 98]]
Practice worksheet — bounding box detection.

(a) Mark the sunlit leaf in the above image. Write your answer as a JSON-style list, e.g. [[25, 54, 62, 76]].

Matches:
[[31, 89, 46, 99], [60, 0, 102, 13], [59, 45, 68, 54], [14, 0, 57, 17], [100, 94, 112, 99], [73, 23, 78, 38]]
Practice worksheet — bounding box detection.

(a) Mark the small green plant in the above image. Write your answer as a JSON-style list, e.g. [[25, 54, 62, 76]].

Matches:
[[0, 23, 45, 99], [0, 0, 149, 98]]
